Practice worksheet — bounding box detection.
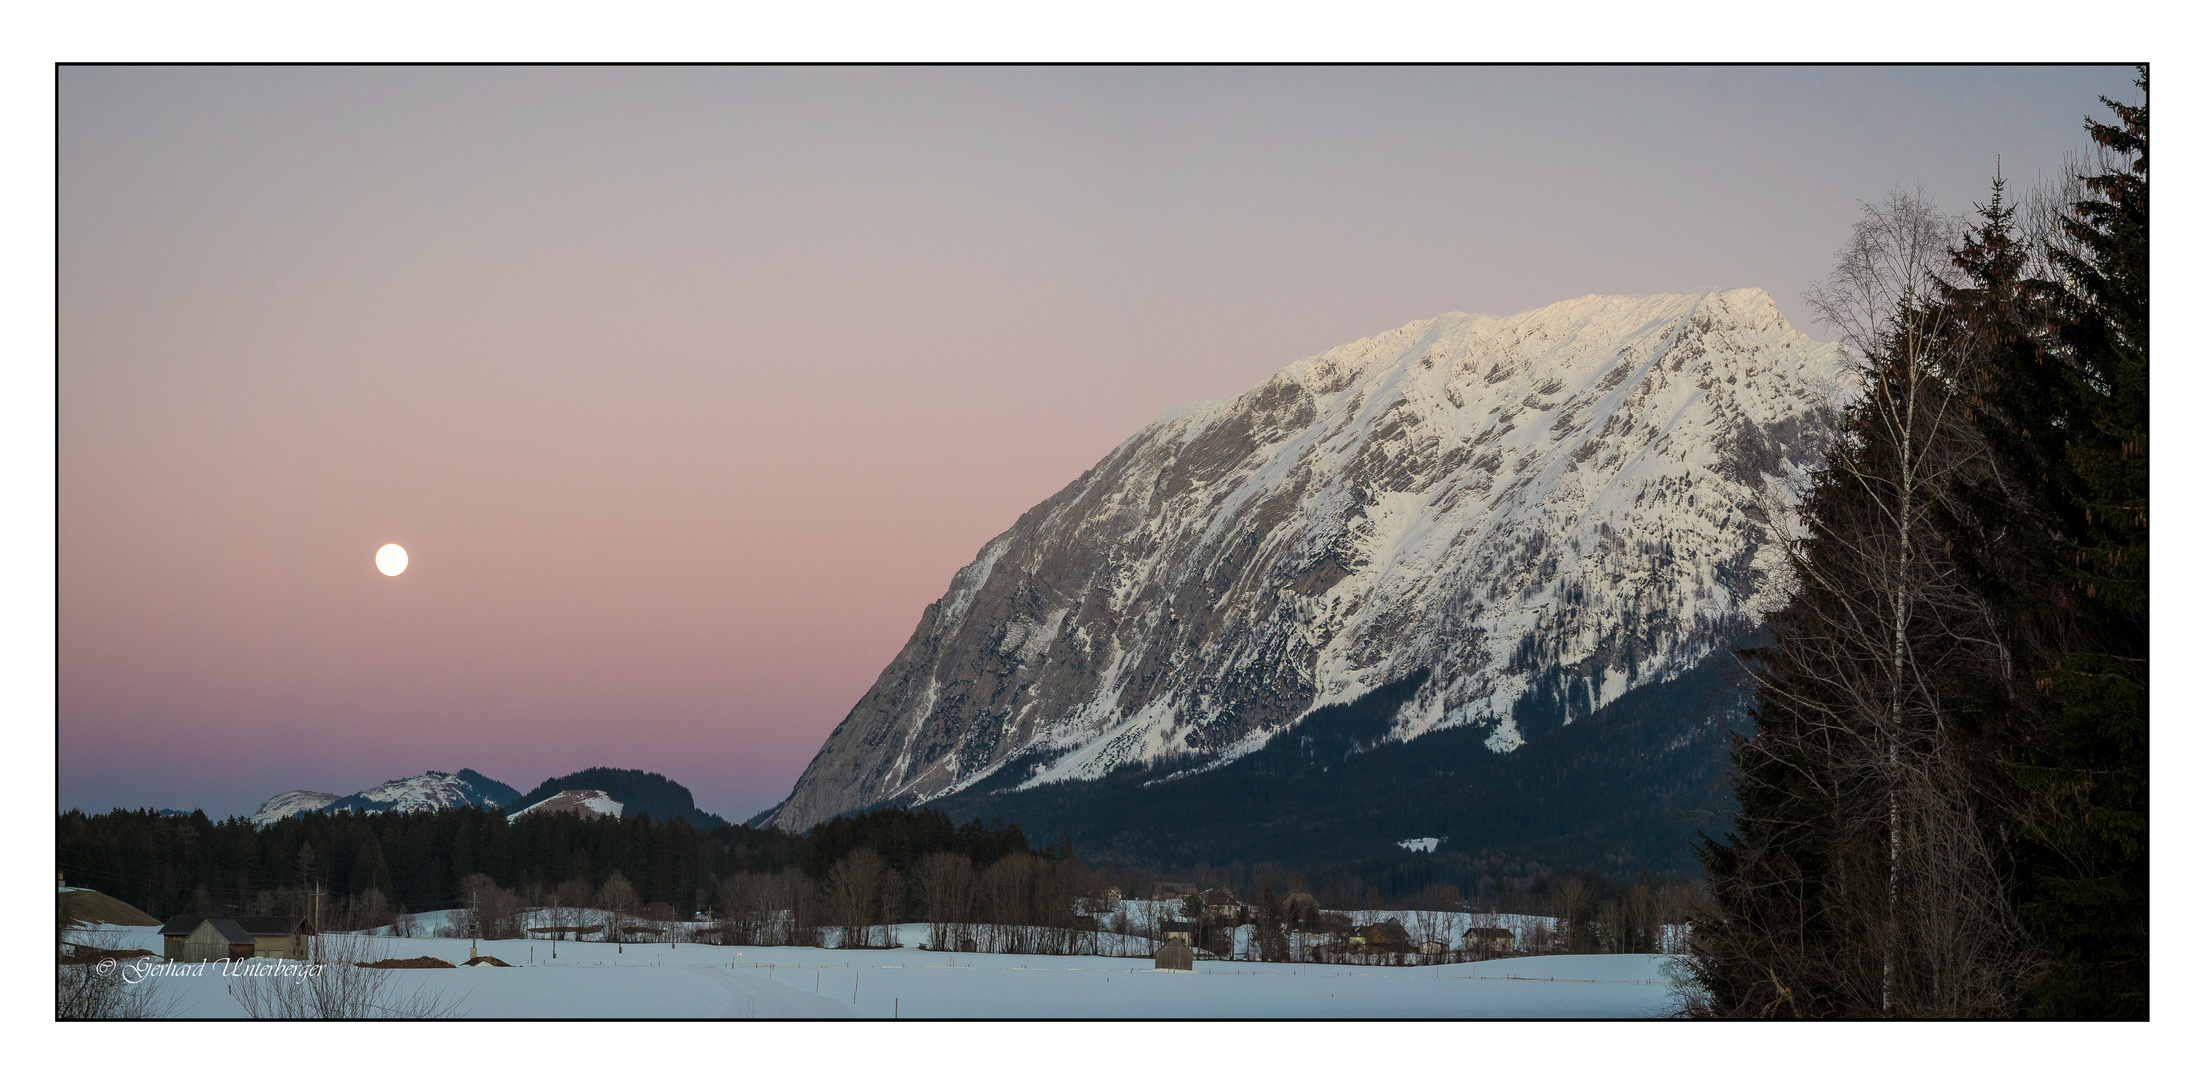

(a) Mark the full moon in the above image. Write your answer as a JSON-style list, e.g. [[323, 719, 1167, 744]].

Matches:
[[375, 544, 408, 577]]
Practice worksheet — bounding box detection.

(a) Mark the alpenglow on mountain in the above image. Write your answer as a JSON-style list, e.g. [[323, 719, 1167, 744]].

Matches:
[[768, 290, 1847, 834]]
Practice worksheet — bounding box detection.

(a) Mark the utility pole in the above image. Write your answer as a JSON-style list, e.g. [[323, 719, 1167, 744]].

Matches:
[[469, 887, 480, 961]]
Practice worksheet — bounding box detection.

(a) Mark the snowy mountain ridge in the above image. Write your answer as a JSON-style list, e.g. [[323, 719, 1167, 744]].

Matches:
[[768, 289, 1847, 832], [249, 769, 519, 827]]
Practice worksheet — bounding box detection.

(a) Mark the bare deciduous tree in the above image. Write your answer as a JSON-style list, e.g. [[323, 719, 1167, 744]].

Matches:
[[1692, 188, 2036, 1018], [231, 933, 466, 1019], [57, 922, 175, 1019], [597, 872, 638, 943]]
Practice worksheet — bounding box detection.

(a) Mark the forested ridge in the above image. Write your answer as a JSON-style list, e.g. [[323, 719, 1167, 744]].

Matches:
[[1688, 73, 2148, 1018], [512, 766, 732, 829]]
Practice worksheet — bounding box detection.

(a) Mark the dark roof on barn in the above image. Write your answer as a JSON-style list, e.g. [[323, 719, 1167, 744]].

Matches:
[[1465, 926, 1516, 939], [1161, 919, 1198, 932], [205, 919, 256, 944], [159, 915, 309, 939], [230, 916, 309, 936]]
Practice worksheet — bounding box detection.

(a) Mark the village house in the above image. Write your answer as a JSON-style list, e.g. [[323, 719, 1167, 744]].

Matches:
[[1151, 881, 1200, 902], [1076, 890, 1120, 916], [1199, 887, 1246, 922], [1463, 926, 1517, 957], [158, 916, 313, 962], [1347, 917, 1413, 955]]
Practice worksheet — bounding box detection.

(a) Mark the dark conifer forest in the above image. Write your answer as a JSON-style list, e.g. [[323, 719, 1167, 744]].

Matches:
[[1686, 72, 2147, 1018], [55, 803, 1038, 925]]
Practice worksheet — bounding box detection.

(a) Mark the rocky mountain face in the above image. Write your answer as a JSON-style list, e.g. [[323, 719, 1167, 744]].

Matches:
[[768, 289, 1847, 835]]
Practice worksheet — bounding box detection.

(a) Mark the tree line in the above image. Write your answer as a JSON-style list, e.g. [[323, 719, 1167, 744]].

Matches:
[[54, 803, 1041, 932], [61, 796, 1708, 964], [1687, 72, 2147, 1018]]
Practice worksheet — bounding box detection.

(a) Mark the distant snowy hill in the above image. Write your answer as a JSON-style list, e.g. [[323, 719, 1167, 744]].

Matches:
[[250, 769, 520, 826], [249, 790, 342, 826], [769, 289, 1846, 840], [246, 767, 731, 829], [509, 789, 624, 821], [511, 767, 731, 829]]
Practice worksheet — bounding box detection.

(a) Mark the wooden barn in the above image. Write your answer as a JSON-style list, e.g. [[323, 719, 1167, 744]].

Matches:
[[159, 916, 313, 962], [1154, 941, 1194, 971]]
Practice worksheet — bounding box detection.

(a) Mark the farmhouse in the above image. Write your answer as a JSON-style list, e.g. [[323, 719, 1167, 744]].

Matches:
[[1151, 881, 1199, 902], [158, 916, 313, 962], [1199, 888, 1246, 922], [1464, 926, 1517, 957], [1348, 918, 1413, 954]]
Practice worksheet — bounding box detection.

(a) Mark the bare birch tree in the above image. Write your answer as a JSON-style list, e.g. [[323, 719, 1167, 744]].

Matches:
[[1692, 188, 2035, 1017]]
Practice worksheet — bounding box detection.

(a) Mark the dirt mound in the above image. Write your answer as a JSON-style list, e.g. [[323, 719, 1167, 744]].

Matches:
[[58, 889, 161, 927], [462, 955, 512, 967], [356, 956, 456, 969]]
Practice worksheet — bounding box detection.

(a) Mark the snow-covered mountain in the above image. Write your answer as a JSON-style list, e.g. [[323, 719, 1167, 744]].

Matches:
[[509, 790, 625, 821], [250, 769, 521, 827], [769, 289, 1846, 831], [249, 790, 342, 825]]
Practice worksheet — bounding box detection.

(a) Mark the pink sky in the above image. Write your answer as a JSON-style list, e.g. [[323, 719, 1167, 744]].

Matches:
[[59, 66, 2133, 820]]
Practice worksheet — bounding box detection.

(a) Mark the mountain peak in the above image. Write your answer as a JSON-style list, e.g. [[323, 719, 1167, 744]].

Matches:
[[249, 769, 517, 826], [769, 291, 1845, 831]]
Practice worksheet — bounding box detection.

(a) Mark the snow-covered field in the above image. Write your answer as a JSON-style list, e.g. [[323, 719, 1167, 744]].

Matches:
[[75, 921, 1683, 1018]]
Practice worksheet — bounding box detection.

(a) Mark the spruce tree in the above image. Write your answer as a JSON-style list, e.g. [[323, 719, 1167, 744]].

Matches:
[[1693, 72, 2148, 1019], [2012, 69, 2149, 1019]]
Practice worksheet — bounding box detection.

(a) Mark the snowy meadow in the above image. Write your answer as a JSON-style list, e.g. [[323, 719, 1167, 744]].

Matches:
[[81, 918, 1682, 1019]]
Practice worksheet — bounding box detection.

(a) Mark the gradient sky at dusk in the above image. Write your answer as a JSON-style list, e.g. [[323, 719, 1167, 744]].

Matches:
[[59, 65, 2136, 820]]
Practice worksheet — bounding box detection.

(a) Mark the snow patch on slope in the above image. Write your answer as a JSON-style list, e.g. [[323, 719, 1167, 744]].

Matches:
[[510, 790, 625, 820]]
